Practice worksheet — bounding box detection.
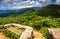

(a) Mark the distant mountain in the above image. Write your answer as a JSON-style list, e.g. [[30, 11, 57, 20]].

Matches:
[[0, 8, 30, 14], [0, 8, 35, 17], [0, 6, 42, 14]]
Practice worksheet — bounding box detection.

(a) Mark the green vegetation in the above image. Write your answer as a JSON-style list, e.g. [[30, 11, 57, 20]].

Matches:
[[1, 28, 20, 39], [0, 4, 60, 38]]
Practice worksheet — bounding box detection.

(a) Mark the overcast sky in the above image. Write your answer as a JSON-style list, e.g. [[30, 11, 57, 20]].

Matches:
[[0, 0, 56, 10]]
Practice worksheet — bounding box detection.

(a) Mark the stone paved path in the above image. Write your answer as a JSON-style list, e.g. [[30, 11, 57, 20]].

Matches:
[[33, 30, 45, 39]]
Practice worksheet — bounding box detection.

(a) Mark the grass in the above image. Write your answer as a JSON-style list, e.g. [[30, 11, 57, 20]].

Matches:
[[0, 26, 21, 39], [38, 27, 48, 38], [7, 26, 24, 35], [0, 32, 13, 39], [1, 28, 20, 39]]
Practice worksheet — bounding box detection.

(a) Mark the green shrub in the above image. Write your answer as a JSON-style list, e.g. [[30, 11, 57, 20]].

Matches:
[[1, 29, 20, 39]]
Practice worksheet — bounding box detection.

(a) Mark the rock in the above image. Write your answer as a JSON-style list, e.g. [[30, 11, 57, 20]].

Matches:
[[0, 25, 4, 29], [4, 23, 33, 39], [47, 28, 60, 39]]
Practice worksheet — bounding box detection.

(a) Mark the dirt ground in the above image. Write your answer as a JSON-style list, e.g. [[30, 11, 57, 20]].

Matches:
[[0, 32, 13, 39], [33, 30, 45, 39]]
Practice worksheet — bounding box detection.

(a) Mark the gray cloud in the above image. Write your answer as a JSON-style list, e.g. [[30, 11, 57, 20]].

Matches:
[[0, 0, 58, 10], [56, 0, 60, 5]]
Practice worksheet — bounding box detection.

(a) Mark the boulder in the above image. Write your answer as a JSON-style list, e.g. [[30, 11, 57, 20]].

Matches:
[[4, 23, 33, 39], [47, 28, 60, 39], [0, 25, 4, 29]]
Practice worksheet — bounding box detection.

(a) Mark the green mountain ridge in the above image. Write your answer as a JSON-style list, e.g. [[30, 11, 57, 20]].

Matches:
[[36, 4, 60, 17]]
